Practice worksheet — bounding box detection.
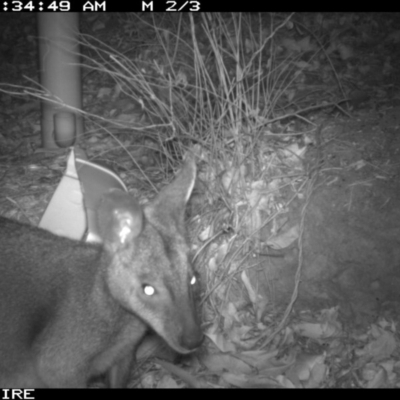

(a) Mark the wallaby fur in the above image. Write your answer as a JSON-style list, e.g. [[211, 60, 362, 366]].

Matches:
[[0, 157, 203, 388]]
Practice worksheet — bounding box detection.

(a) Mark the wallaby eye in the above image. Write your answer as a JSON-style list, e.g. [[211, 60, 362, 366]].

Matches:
[[190, 276, 196, 286], [143, 285, 155, 296]]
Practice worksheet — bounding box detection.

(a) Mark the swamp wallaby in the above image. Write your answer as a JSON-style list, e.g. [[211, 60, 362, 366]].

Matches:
[[0, 157, 203, 388]]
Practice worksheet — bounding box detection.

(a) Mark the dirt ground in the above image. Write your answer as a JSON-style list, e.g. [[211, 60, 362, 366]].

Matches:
[[264, 114, 400, 327]]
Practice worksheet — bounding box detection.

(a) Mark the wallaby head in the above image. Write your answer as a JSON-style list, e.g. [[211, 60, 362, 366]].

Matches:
[[0, 157, 203, 388], [98, 156, 203, 354]]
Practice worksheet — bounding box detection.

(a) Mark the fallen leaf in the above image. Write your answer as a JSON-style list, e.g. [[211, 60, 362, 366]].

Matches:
[[201, 353, 253, 375]]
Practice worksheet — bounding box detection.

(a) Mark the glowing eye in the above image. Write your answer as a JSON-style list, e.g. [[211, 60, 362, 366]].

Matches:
[[143, 285, 155, 296], [190, 276, 196, 285]]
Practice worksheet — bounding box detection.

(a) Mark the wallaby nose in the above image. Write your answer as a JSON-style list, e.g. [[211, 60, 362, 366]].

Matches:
[[182, 326, 204, 350], [180, 309, 204, 350]]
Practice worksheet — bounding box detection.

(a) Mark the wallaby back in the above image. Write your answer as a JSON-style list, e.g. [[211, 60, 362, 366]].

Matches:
[[0, 157, 203, 388]]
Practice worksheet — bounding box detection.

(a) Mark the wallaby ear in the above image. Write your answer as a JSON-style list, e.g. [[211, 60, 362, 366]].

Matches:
[[97, 189, 144, 249], [148, 157, 196, 226]]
